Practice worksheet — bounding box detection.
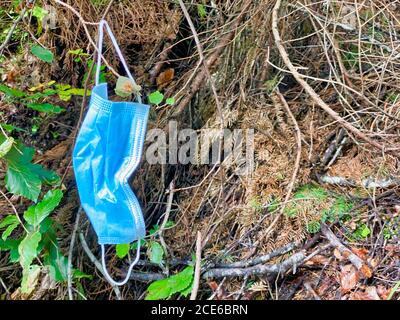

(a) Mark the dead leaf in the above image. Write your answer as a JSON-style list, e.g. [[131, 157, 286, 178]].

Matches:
[[156, 68, 174, 89], [351, 247, 369, 260], [350, 286, 381, 300], [340, 264, 359, 293], [360, 264, 373, 278], [377, 285, 391, 300], [334, 248, 344, 260], [305, 254, 330, 265]]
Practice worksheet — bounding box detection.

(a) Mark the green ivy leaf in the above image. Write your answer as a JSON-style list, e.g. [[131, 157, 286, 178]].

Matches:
[[26, 103, 65, 114], [31, 45, 54, 63], [148, 91, 164, 105], [116, 243, 130, 259], [0, 136, 14, 158], [148, 241, 164, 265], [24, 189, 63, 227], [145, 266, 194, 300], [18, 231, 41, 269]]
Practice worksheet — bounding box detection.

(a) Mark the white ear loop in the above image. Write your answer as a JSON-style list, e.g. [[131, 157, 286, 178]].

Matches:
[[95, 19, 142, 103], [100, 240, 141, 286]]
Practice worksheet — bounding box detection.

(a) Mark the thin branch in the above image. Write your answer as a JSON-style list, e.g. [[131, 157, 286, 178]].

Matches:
[[271, 0, 398, 155], [190, 231, 202, 300], [78, 232, 122, 299], [202, 251, 306, 279], [0, 7, 27, 55], [67, 207, 82, 300]]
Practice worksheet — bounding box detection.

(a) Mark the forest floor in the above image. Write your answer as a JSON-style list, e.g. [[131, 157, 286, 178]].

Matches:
[[0, 0, 399, 300]]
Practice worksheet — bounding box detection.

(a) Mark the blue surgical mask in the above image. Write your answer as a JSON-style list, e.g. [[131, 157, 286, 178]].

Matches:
[[73, 20, 149, 286]]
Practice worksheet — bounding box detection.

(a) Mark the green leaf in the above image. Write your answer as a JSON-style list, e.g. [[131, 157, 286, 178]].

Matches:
[[148, 91, 164, 105], [31, 6, 48, 20], [0, 123, 25, 133], [73, 269, 93, 280], [1, 223, 18, 240], [148, 241, 164, 265], [0, 238, 21, 262], [21, 264, 41, 294], [197, 4, 207, 19], [67, 49, 89, 56], [5, 164, 42, 202], [0, 136, 14, 158], [0, 216, 19, 241], [31, 45, 53, 63], [116, 243, 130, 259], [145, 266, 194, 300], [0, 215, 18, 228], [4, 142, 59, 200], [165, 97, 175, 106], [18, 231, 41, 269], [354, 224, 371, 239], [46, 252, 68, 282], [24, 189, 63, 227], [30, 164, 60, 185], [0, 83, 25, 97], [26, 103, 64, 114]]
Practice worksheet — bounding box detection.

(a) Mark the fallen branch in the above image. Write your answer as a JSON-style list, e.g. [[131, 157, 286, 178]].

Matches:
[[202, 251, 306, 279], [216, 242, 296, 269], [320, 224, 369, 275], [318, 175, 400, 189]]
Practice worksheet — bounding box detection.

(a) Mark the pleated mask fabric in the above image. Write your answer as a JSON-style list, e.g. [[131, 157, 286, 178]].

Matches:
[[73, 20, 149, 285]]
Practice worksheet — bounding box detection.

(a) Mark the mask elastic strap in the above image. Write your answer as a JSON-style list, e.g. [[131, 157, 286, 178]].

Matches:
[[100, 240, 141, 286], [95, 19, 142, 103]]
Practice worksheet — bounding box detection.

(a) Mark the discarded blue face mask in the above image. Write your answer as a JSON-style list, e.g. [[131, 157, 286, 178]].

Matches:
[[73, 20, 149, 286]]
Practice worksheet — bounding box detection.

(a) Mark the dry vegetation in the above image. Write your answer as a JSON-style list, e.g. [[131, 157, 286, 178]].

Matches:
[[0, 0, 399, 300]]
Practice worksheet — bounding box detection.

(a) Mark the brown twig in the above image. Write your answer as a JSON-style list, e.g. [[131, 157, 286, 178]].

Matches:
[[271, 0, 398, 155]]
